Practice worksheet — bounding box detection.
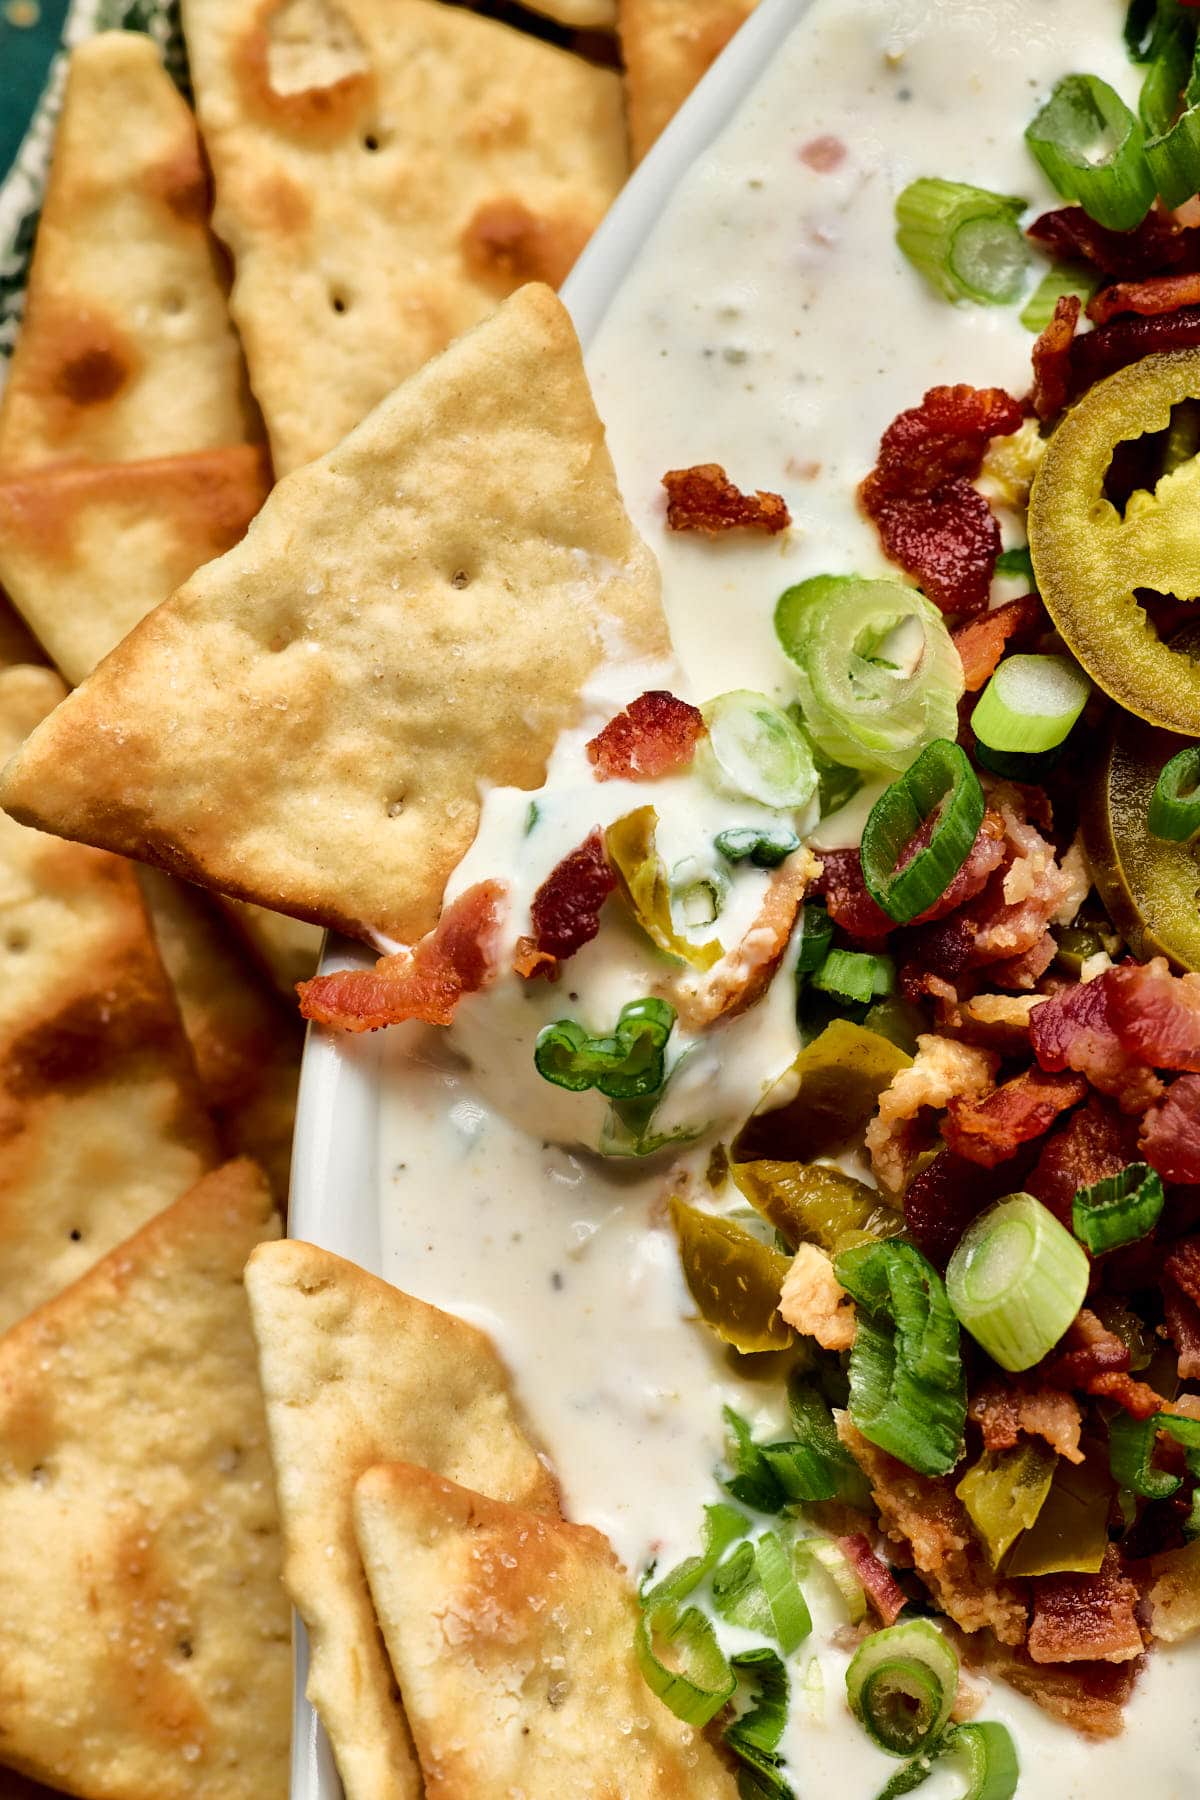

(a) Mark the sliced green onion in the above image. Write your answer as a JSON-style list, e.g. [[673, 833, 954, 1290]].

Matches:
[[793, 1537, 867, 1623], [795, 902, 834, 976], [775, 577, 963, 775], [635, 1598, 734, 1726], [875, 1756, 940, 1800], [1019, 263, 1101, 333], [847, 1619, 958, 1757], [895, 179, 1030, 304], [1026, 75, 1156, 231], [534, 996, 675, 1100], [971, 654, 1091, 755], [810, 735, 866, 819], [1108, 1409, 1181, 1500], [1148, 744, 1200, 841], [993, 544, 1035, 581], [835, 1240, 966, 1477], [876, 1721, 1019, 1800], [671, 858, 728, 928], [700, 690, 818, 809], [1138, 14, 1194, 132], [1147, 109, 1200, 208], [1144, 24, 1200, 209], [711, 1541, 773, 1633], [1072, 1161, 1165, 1253], [598, 1051, 708, 1159], [945, 1193, 1090, 1372], [640, 1500, 749, 1605], [723, 1406, 791, 1513], [810, 948, 895, 1006], [725, 1647, 795, 1800], [859, 739, 985, 926], [715, 824, 802, 868], [710, 1532, 812, 1653], [763, 1380, 861, 1505], [971, 740, 1063, 782]]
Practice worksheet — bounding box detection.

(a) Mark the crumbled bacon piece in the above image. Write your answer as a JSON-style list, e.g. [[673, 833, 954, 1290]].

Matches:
[[1027, 1548, 1144, 1666], [866, 1034, 997, 1194], [662, 463, 790, 534], [586, 691, 707, 781], [969, 1381, 1084, 1464], [1163, 1277, 1200, 1380], [1026, 1097, 1138, 1227], [953, 595, 1046, 692], [942, 1065, 1088, 1168], [1108, 959, 1200, 1073], [1140, 1074, 1200, 1184], [1087, 271, 1200, 325], [1088, 1371, 1165, 1419], [512, 935, 558, 981], [837, 1534, 907, 1625], [1164, 1236, 1200, 1311], [859, 385, 1023, 616], [1043, 1309, 1130, 1391], [980, 1641, 1142, 1738], [987, 929, 1058, 992], [1028, 206, 1200, 279], [297, 881, 505, 1032], [904, 1147, 1035, 1268], [935, 991, 1047, 1055], [1030, 294, 1080, 422], [521, 829, 615, 975], [1030, 972, 1164, 1115], [1070, 305, 1200, 398], [672, 851, 817, 1029]]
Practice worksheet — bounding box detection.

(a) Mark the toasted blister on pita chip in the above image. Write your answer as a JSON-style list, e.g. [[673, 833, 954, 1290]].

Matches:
[[137, 871, 301, 1202], [181, 0, 627, 472], [0, 447, 271, 687], [0, 285, 669, 947], [355, 1464, 740, 1800], [0, 1159, 290, 1800], [0, 32, 261, 469], [0, 666, 220, 1329], [619, 0, 757, 161], [245, 1239, 558, 1800]]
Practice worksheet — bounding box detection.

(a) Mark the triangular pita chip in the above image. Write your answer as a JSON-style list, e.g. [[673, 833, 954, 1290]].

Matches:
[[518, 0, 616, 24], [0, 447, 270, 686], [619, 0, 757, 161], [137, 871, 301, 1201], [220, 897, 322, 995], [0, 285, 668, 945], [182, 0, 627, 471], [0, 665, 218, 1330], [0, 1159, 290, 1799], [355, 1464, 740, 1799], [0, 32, 260, 469], [244, 1239, 558, 1800]]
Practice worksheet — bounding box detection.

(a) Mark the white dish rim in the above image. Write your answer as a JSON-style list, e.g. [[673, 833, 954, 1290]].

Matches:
[[286, 2, 809, 1792]]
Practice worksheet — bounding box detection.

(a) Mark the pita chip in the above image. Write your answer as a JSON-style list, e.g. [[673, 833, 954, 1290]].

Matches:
[[221, 897, 322, 995], [498, 0, 617, 27], [0, 32, 260, 469], [0, 1159, 290, 1800], [0, 666, 218, 1330], [0, 285, 668, 946], [620, 0, 757, 161], [182, 0, 627, 471], [355, 1464, 740, 1800], [245, 1238, 557, 1800]]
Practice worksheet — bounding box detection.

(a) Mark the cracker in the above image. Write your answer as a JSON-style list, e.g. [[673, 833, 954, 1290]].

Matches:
[[245, 1239, 558, 1800], [354, 1464, 740, 1799], [0, 447, 270, 687], [182, 0, 627, 471], [619, 0, 758, 161], [0, 1159, 290, 1799], [0, 286, 668, 946], [0, 665, 219, 1330], [0, 32, 260, 469]]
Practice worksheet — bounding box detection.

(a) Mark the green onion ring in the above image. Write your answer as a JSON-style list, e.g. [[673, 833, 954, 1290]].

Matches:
[[946, 1193, 1089, 1372], [1072, 1161, 1165, 1254], [859, 739, 985, 926], [895, 179, 1030, 306], [1148, 744, 1200, 843], [1026, 74, 1156, 232], [846, 1619, 958, 1757]]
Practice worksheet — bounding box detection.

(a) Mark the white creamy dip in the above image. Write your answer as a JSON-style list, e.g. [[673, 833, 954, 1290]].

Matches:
[[377, 1, 1200, 1793]]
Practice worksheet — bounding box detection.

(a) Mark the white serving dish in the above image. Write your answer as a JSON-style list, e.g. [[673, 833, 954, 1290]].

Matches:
[[287, 2, 807, 1791]]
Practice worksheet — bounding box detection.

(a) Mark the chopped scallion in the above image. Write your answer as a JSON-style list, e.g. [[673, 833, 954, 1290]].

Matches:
[[795, 902, 834, 976], [895, 178, 1030, 304], [993, 544, 1035, 582], [810, 948, 895, 1006], [1072, 1161, 1165, 1253], [700, 690, 818, 810], [875, 1720, 1019, 1800], [859, 739, 985, 926], [634, 1598, 734, 1726], [1026, 74, 1156, 231], [715, 824, 802, 867], [1148, 744, 1200, 841], [725, 1648, 795, 1800], [846, 1619, 958, 1757], [1019, 264, 1100, 334], [971, 654, 1091, 755], [534, 997, 676, 1100], [945, 1193, 1090, 1372], [1108, 1409, 1182, 1500]]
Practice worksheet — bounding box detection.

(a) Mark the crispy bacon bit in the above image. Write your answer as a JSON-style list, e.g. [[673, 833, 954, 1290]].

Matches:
[[1147, 1539, 1200, 1644], [672, 850, 818, 1029], [837, 1534, 907, 1625], [969, 1381, 1084, 1464], [1027, 1548, 1144, 1666], [523, 829, 616, 974], [936, 991, 1047, 1056], [1087, 271, 1200, 325], [1043, 1309, 1130, 1391], [1070, 305, 1200, 399], [1140, 1074, 1200, 1184], [981, 1641, 1142, 1738], [799, 134, 847, 172], [859, 385, 1023, 616], [512, 935, 558, 981], [1030, 972, 1165, 1115], [779, 1242, 856, 1350], [866, 1034, 998, 1194], [1028, 205, 1200, 280], [586, 691, 707, 781], [1163, 1277, 1200, 1380], [953, 595, 1046, 692], [987, 929, 1058, 992], [942, 1066, 1088, 1168], [904, 1147, 1036, 1268], [297, 881, 505, 1032], [1088, 1371, 1165, 1419], [837, 1418, 1029, 1644], [662, 463, 790, 534], [1164, 1236, 1200, 1311], [1108, 958, 1200, 1073], [815, 812, 1007, 942], [1027, 1097, 1138, 1227], [1030, 294, 1080, 422]]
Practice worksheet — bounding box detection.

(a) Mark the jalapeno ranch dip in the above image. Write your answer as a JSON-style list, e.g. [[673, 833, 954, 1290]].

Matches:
[[376, 1, 1200, 1794]]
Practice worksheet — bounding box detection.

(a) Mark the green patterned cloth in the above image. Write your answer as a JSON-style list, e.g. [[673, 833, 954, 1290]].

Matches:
[[0, 0, 187, 363]]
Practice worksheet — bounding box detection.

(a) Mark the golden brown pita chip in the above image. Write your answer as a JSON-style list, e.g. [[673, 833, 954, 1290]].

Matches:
[[0, 665, 218, 1330], [355, 1464, 740, 1800], [619, 0, 757, 161], [0, 1159, 290, 1800], [0, 599, 47, 671], [503, 0, 617, 26], [0, 32, 260, 469], [182, 0, 627, 471], [0, 285, 668, 945], [245, 1239, 557, 1800], [137, 871, 300, 1201], [0, 447, 270, 686], [221, 897, 322, 994]]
